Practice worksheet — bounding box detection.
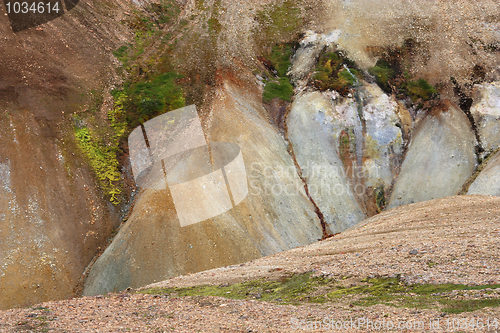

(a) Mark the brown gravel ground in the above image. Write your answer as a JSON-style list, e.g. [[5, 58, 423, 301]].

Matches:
[[0, 195, 499, 332]]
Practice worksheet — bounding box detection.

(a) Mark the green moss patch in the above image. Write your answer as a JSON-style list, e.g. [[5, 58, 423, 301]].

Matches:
[[262, 44, 294, 103], [141, 274, 500, 314], [403, 79, 438, 102], [263, 77, 294, 103], [74, 126, 122, 205], [367, 41, 438, 104], [117, 72, 185, 129], [269, 44, 293, 77], [328, 277, 500, 314], [71, 89, 127, 205], [438, 299, 500, 314], [142, 273, 330, 305], [368, 59, 395, 92], [74, 71, 184, 205], [313, 52, 360, 95]]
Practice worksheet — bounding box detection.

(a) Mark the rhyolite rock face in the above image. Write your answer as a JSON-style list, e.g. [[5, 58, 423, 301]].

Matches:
[[0, 113, 120, 310], [85, 74, 417, 295], [467, 151, 500, 196], [287, 82, 406, 223], [287, 91, 365, 233], [0, 0, 133, 309], [356, 83, 406, 193], [83, 77, 323, 296], [1, 0, 499, 311], [470, 81, 500, 155], [288, 30, 341, 87], [388, 103, 477, 208]]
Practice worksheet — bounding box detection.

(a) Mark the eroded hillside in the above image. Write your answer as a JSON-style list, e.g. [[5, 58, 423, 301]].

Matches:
[[0, 0, 499, 311], [0, 0, 135, 309]]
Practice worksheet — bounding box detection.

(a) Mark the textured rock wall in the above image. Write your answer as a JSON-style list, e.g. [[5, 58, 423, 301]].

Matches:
[[470, 82, 500, 155], [468, 151, 500, 197], [2, 0, 498, 307], [287, 91, 365, 232], [83, 74, 323, 296], [389, 103, 477, 208], [0, 0, 133, 309], [287, 82, 407, 224]]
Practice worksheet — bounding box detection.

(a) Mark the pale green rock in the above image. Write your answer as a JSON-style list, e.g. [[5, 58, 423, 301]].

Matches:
[[389, 105, 477, 208], [470, 81, 500, 154], [468, 150, 500, 196]]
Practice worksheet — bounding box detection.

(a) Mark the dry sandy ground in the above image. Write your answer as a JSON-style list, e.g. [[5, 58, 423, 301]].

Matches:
[[151, 195, 500, 288], [0, 195, 499, 332]]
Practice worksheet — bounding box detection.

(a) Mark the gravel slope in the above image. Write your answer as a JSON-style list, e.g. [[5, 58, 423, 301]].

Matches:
[[0, 195, 499, 332], [150, 195, 500, 288]]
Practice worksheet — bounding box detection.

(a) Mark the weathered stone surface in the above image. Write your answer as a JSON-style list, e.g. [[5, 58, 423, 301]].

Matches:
[[287, 91, 365, 232], [287, 82, 405, 227], [0, 111, 122, 310], [83, 76, 323, 296], [470, 81, 500, 154], [288, 30, 341, 86], [2, 0, 499, 313], [358, 84, 406, 193], [389, 103, 477, 208], [0, 1, 133, 309], [467, 150, 500, 196]]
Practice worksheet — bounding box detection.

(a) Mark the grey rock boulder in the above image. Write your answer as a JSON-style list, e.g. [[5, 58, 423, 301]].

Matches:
[[359, 83, 406, 191], [470, 81, 500, 154], [287, 91, 366, 233], [389, 103, 477, 208], [288, 82, 406, 224], [468, 150, 500, 196]]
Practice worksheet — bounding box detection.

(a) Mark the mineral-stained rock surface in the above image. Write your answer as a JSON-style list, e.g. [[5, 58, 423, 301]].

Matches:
[[83, 75, 323, 296], [468, 150, 500, 196], [288, 82, 406, 224], [2, 0, 499, 311], [388, 103, 477, 208], [287, 91, 365, 232], [0, 0, 132, 309], [470, 81, 500, 154]]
